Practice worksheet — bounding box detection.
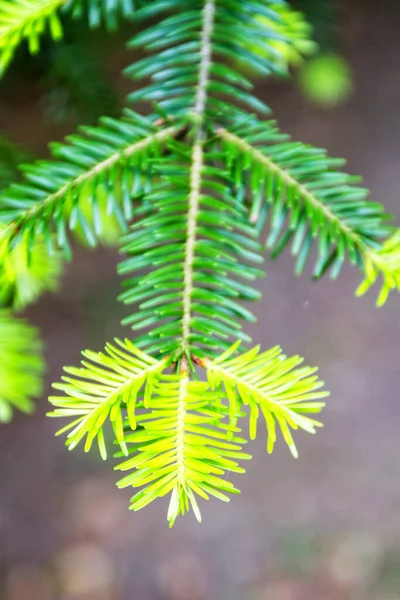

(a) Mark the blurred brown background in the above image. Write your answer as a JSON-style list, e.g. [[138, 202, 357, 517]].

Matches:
[[0, 1, 400, 599]]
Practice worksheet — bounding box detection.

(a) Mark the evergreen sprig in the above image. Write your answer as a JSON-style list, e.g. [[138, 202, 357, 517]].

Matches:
[[51, 340, 326, 526], [0, 0, 398, 524], [116, 373, 251, 525], [119, 140, 265, 359], [217, 119, 396, 302], [205, 342, 328, 458], [0, 112, 180, 256], [49, 338, 168, 457]]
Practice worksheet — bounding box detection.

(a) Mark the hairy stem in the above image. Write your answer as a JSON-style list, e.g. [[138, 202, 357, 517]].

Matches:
[[182, 142, 203, 350], [182, 0, 216, 354], [194, 0, 215, 119], [176, 374, 188, 483]]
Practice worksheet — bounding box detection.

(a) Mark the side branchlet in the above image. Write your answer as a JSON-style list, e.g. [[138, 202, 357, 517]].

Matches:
[[0, 0, 398, 524]]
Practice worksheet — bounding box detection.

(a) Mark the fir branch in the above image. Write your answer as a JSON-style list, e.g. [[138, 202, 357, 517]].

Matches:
[[48, 339, 168, 458], [119, 144, 265, 358], [119, 2, 265, 359], [0, 0, 392, 525], [205, 342, 328, 458], [125, 0, 280, 120], [217, 121, 396, 301], [181, 0, 215, 353], [0, 115, 182, 254], [115, 374, 251, 526]]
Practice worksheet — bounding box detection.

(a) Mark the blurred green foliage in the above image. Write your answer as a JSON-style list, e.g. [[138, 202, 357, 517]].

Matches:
[[299, 53, 353, 107], [0, 309, 44, 422]]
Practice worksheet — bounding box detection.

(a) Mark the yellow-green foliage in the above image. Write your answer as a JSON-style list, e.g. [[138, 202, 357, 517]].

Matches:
[[50, 341, 327, 525], [0, 310, 44, 422], [0, 230, 62, 309]]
